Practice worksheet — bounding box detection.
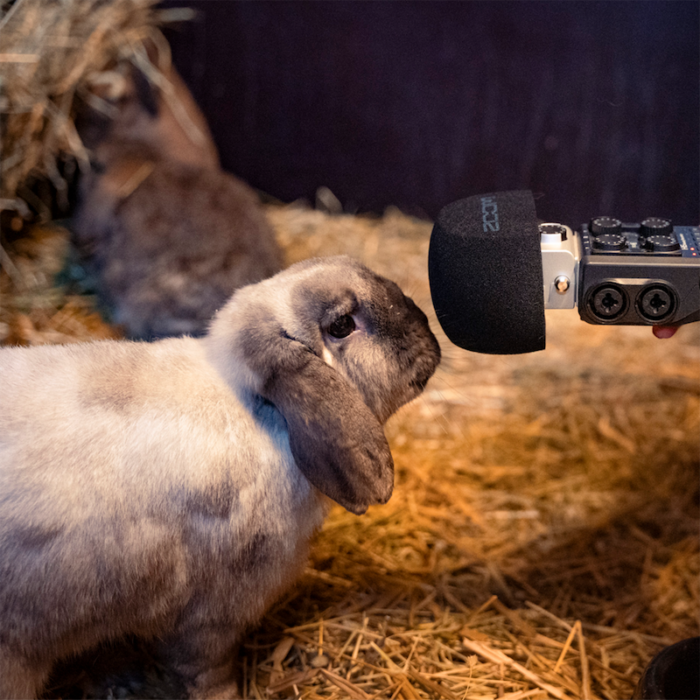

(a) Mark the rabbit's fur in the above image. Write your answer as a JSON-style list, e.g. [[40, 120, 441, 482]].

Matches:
[[0, 257, 440, 699], [73, 53, 282, 340]]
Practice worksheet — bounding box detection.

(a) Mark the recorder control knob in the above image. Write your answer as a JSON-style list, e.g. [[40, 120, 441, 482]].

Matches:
[[639, 217, 673, 238], [589, 217, 622, 236], [641, 234, 681, 253], [592, 232, 627, 251]]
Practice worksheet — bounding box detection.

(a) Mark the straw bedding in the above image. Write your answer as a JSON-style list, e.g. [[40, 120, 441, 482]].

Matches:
[[1, 204, 697, 700]]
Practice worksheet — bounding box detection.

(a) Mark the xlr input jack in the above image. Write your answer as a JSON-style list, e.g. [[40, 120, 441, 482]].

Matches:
[[589, 284, 627, 321], [638, 285, 676, 322]]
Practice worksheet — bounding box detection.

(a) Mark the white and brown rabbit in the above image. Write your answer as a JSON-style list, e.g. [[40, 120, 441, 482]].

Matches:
[[0, 257, 440, 699], [73, 47, 282, 340]]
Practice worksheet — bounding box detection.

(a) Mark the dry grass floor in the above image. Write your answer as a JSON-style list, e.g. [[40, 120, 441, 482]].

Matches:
[[1, 204, 698, 699]]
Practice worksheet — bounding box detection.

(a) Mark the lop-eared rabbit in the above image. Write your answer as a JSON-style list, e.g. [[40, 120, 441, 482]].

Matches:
[[73, 49, 282, 340], [0, 257, 440, 699]]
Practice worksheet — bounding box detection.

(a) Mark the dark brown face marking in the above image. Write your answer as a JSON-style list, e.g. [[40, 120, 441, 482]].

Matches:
[[292, 263, 440, 424]]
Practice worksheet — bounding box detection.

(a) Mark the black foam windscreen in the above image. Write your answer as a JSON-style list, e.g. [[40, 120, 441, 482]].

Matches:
[[428, 190, 545, 354]]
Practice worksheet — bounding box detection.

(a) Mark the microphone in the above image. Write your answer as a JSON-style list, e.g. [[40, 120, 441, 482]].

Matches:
[[428, 190, 700, 355], [428, 190, 545, 354]]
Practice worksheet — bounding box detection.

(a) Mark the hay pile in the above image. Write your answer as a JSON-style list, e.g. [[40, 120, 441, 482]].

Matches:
[[0, 0, 189, 212], [2, 202, 698, 699]]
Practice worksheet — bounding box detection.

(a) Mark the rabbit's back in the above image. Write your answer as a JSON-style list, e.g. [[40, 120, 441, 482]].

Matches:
[[0, 339, 322, 677], [0, 340, 237, 469], [0, 339, 305, 512]]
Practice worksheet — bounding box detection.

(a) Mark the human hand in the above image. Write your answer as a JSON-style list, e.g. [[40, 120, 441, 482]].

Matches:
[[652, 326, 678, 339]]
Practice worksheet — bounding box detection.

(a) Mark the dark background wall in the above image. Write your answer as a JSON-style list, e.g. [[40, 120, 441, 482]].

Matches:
[[162, 1, 699, 225]]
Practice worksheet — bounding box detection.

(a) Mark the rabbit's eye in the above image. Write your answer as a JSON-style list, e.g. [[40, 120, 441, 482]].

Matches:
[[327, 315, 356, 338]]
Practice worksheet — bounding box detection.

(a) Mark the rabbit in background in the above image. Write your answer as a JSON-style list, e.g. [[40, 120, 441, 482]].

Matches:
[[73, 42, 283, 340], [0, 256, 441, 699]]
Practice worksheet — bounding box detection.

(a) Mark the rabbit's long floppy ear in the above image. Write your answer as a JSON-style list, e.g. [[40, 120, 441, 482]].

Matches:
[[243, 316, 394, 515]]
